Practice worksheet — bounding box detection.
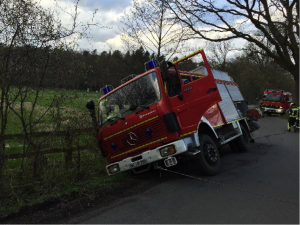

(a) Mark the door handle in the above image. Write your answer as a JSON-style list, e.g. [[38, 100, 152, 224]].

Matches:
[[206, 88, 217, 93], [178, 93, 183, 101]]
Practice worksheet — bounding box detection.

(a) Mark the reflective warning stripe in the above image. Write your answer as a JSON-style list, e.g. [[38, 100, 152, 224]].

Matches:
[[227, 117, 247, 124], [173, 49, 203, 65], [103, 116, 159, 141], [180, 73, 203, 78], [110, 137, 167, 159], [164, 82, 167, 94], [292, 108, 298, 118], [180, 130, 197, 138], [213, 123, 225, 128], [213, 117, 247, 128]]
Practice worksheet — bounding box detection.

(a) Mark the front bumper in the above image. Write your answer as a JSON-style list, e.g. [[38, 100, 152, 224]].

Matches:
[[262, 107, 284, 114], [106, 139, 188, 175]]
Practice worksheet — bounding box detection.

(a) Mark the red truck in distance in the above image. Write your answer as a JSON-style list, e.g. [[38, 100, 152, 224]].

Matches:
[[86, 49, 260, 176], [260, 89, 293, 115]]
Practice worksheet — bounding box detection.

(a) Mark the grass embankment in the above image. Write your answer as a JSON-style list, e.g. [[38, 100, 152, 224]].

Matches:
[[0, 89, 127, 219]]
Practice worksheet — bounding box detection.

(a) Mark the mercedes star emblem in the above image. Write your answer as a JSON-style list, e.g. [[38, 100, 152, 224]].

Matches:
[[126, 132, 138, 145]]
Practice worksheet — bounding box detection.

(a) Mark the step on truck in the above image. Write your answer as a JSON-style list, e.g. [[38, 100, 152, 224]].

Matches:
[[86, 49, 260, 176]]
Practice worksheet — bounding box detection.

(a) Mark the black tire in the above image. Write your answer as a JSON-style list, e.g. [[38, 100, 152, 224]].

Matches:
[[229, 125, 249, 152], [196, 134, 220, 175]]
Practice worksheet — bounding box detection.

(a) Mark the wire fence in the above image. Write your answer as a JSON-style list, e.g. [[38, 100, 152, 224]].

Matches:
[[2, 127, 95, 160]]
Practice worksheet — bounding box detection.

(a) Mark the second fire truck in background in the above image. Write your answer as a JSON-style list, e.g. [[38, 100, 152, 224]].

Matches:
[[260, 89, 293, 115]]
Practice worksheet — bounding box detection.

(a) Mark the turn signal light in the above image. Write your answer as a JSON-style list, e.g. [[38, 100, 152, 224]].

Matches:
[[159, 145, 176, 157]]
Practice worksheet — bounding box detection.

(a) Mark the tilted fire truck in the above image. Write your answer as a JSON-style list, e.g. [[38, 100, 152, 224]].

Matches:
[[260, 89, 293, 115], [86, 49, 260, 176]]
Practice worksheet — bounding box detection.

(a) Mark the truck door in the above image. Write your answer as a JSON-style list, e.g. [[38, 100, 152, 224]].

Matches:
[[165, 63, 221, 132]]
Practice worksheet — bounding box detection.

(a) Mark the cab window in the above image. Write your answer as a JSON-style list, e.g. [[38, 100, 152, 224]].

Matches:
[[181, 75, 192, 84], [166, 64, 181, 97]]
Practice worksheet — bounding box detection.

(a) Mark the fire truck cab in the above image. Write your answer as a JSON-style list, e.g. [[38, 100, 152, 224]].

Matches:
[[86, 49, 259, 176]]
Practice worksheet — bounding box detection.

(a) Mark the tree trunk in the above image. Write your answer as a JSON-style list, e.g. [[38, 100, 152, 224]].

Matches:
[[0, 139, 4, 187], [293, 74, 300, 107]]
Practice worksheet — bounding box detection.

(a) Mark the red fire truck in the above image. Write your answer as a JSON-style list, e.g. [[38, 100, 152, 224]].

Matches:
[[86, 49, 259, 176], [260, 89, 293, 115]]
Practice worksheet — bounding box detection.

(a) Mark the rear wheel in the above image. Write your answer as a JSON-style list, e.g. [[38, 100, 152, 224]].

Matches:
[[228, 142, 239, 153], [196, 134, 220, 175], [229, 125, 249, 152]]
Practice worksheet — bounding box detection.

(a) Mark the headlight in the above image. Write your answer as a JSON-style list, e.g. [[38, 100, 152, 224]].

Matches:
[[159, 145, 176, 157], [107, 164, 120, 175], [279, 106, 283, 109]]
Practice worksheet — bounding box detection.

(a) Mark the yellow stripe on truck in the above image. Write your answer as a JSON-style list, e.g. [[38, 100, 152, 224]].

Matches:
[[173, 49, 203, 64], [180, 73, 204, 78], [227, 117, 247, 124], [103, 116, 159, 141], [212, 117, 247, 128], [180, 130, 197, 138]]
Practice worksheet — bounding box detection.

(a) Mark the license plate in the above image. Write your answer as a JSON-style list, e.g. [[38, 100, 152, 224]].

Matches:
[[129, 159, 148, 169]]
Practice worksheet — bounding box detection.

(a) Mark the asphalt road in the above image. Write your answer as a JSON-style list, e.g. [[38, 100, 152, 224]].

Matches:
[[70, 116, 299, 224]]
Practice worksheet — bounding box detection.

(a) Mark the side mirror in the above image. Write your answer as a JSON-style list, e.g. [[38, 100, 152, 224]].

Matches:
[[86, 100, 98, 133], [160, 61, 169, 81], [86, 100, 95, 111]]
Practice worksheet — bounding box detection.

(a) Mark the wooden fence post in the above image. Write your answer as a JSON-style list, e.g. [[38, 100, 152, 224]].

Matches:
[[0, 137, 4, 187], [65, 128, 73, 170]]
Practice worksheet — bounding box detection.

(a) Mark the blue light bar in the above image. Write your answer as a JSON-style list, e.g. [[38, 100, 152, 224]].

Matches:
[[145, 60, 158, 71], [103, 85, 112, 95]]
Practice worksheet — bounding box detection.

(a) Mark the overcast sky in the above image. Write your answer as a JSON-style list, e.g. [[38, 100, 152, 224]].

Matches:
[[40, 0, 246, 59], [40, 0, 133, 52]]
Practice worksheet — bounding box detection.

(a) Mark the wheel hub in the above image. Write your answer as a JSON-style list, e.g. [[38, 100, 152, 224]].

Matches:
[[204, 143, 218, 164]]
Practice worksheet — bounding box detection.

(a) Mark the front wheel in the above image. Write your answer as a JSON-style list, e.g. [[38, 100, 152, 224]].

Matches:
[[196, 134, 220, 175]]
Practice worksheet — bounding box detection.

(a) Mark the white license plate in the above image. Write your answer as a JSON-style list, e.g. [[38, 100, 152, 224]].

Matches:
[[129, 159, 148, 169]]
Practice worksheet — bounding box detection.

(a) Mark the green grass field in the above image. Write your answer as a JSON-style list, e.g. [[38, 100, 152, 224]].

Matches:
[[5, 89, 101, 134], [0, 88, 127, 218]]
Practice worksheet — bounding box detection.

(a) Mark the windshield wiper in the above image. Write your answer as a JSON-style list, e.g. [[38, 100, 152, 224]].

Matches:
[[130, 104, 150, 111], [107, 115, 125, 122], [100, 115, 125, 127]]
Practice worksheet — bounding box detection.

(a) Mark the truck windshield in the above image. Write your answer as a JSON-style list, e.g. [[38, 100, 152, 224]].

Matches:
[[99, 72, 160, 126], [263, 94, 284, 102]]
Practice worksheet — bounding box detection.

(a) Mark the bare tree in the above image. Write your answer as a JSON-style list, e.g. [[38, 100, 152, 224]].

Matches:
[[166, 0, 299, 101], [120, 0, 189, 60], [0, 0, 95, 181], [206, 39, 233, 70]]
